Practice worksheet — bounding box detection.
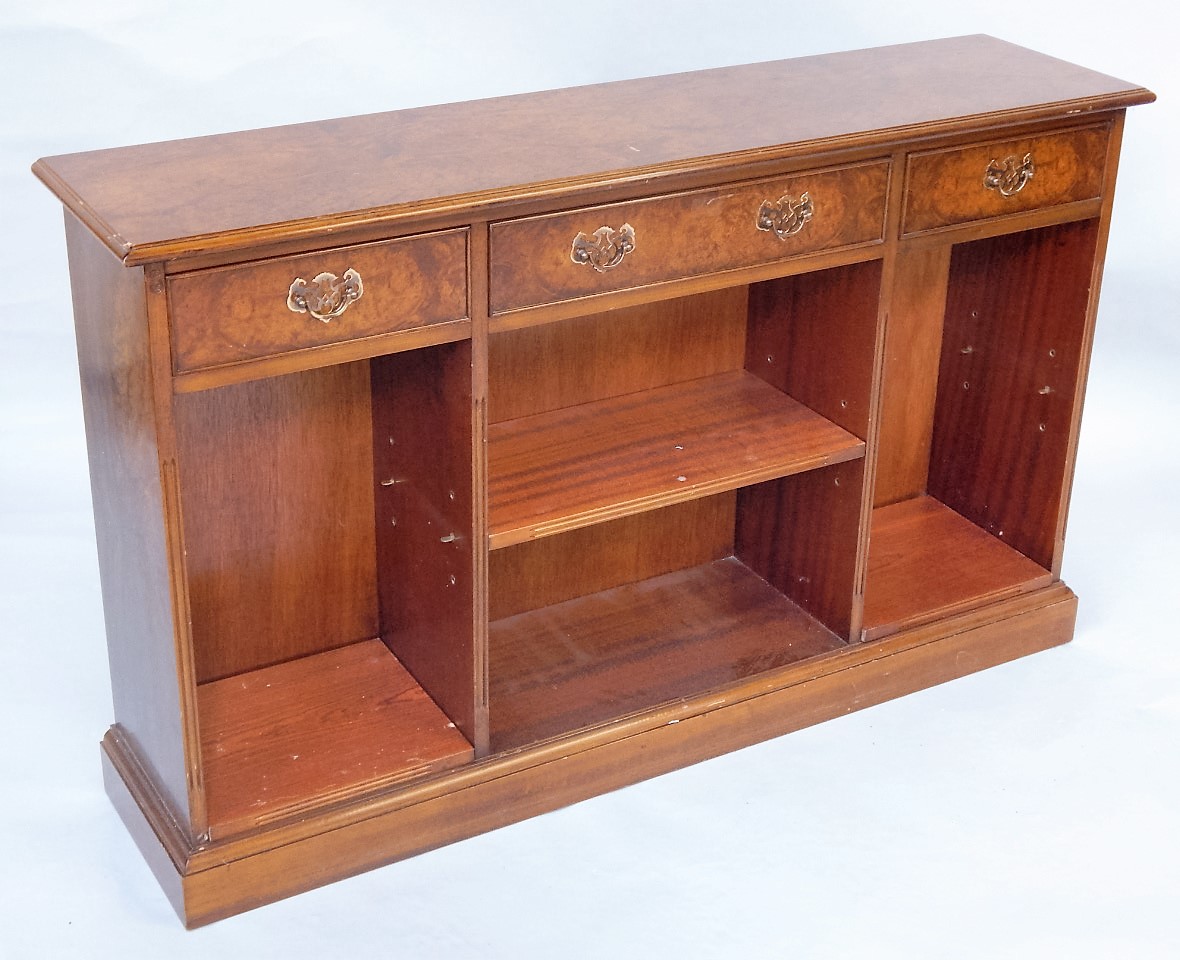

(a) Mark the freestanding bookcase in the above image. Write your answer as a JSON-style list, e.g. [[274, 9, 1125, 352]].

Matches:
[[34, 36, 1152, 926]]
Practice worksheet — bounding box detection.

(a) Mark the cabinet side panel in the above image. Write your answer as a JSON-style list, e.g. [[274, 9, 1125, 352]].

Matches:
[[928, 220, 1099, 568], [64, 213, 192, 822], [173, 364, 379, 682], [873, 245, 951, 506], [372, 341, 477, 742]]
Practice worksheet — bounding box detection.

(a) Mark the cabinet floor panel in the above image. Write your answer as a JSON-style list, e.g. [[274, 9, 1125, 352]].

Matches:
[[199, 639, 474, 839], [488, 369, 865, 549], [863, 495, 1054, 640], [488, 557, 844, 751]]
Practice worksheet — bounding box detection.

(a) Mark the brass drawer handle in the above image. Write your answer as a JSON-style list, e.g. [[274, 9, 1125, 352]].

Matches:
[[286, 268, 364, 323], [570, 223, 636, 273], [756, 192, 813, 239], [984, 152, 1035, 197]]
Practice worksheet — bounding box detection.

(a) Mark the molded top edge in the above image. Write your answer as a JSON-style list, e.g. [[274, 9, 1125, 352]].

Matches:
[[33, 35, 1153, 265]]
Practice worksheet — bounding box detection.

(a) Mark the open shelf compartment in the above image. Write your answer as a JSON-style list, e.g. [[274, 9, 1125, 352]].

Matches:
[[490, 556, 845, 751], [866, 219, 1100, 637], [174, 341, 480, 837], [486, 261, 881, 750], [487, 475, 863, 752]]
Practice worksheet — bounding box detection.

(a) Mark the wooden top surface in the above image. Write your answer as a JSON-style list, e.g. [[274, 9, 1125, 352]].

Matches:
[[33, 35, 1152, 264]]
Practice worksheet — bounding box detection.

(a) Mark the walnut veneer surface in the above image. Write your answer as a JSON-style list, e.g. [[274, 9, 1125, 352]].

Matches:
[[35, 35, 1152, 927]]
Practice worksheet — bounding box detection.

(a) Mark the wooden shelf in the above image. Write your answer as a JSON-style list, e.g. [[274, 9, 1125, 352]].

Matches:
[[488, 557, 844, 751], [198, 639, 474, 839], [488, 370, 865, 549], [862, 496, 1053, 640]]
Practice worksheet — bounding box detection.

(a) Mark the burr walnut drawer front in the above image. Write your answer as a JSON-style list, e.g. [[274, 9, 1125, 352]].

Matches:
[[489, 161, 890, 314], [902, 124, 1110, 235], [168, 229, 468, 373]]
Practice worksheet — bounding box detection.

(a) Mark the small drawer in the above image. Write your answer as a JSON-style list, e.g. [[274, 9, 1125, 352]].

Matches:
[[489, 161, 889, 314], [902, 125, 1109, 235], [169, 229, 468, 373]]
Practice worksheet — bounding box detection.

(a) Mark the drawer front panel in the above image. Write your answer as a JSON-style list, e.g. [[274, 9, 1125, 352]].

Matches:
[[489, 161, 889, 314], [170, 230, 468, 372], [902, 125, 1109, 234]]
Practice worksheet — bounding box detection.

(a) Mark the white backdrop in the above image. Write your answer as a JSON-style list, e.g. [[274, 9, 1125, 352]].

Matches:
[[1, 3, 1177, 957]]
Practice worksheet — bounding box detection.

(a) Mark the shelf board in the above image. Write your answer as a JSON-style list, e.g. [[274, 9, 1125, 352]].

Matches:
[[199, 639, 474, 839], [488, 370, 865, 549], [489, 556, 844, 751], [862, 495, 1053, 640]]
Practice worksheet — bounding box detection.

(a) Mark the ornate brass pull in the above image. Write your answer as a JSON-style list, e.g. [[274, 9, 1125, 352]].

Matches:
[[286, 268, 364, 323], [984, 152, 1035, 197], [756, 192, 814, 240], [570, 223, 636, 273]]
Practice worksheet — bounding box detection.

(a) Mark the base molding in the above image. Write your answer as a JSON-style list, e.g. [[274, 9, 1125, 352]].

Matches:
[[103, 582, 1077, 928]]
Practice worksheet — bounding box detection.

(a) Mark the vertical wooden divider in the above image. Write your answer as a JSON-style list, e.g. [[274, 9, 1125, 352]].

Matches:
[[470, 222, 492, 756], [853, 148, 909, 640], [872, 245, 952, 507], [372, 342, 477, 744], [745, 248, 885, 642]]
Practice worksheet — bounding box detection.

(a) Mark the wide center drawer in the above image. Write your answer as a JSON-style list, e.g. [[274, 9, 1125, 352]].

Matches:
[[902, 124, 1110, 234], [489, 161, 890, 314], [169, 229, 468, 374]]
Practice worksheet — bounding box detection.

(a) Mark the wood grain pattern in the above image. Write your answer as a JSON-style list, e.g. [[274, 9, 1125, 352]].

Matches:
[[927, 220, 1098, 569], [489, 495, 736, 621], [173, 362, 378, 683], [169, 229, 467, 373], [34, 37, 1151, 264], [489, 557, 842, 750], [873, 244, 951, 506], [371, 341, 477, 744], [737, 460, 864, 639], [488, 370, 865, 548], [862, 495, 1052, 639], [198, 639, 473, 838], [490, 162, 888, 313], [903, 124, 1109, 234], [745, 259, 882, 439], [64, 214, 193, 822], [488, 286, 747, 423]]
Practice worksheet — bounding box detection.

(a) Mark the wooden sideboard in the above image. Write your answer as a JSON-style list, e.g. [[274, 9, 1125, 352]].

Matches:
[[33, 35, 1153, 927]]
